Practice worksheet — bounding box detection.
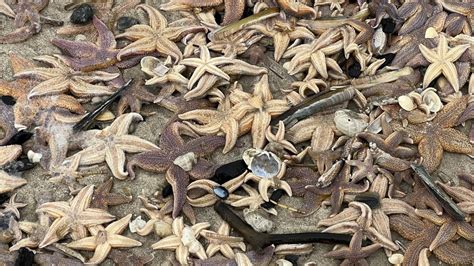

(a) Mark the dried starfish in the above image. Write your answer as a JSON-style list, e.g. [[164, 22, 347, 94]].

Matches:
[[116, 79, 156, 115], [52, 16, 143, 72], [230, 75, 290, 149], [90, 178, 132, 210], [419, 34, 470, 91], [178, 97, 244, 154], [136, 206, 173, 237], [324, 230, 381, 265], [116, 4, 204, 62], [14, 55, 119, 99], [151, 217, 210, 265], [200, 222, 246, 259], [9, 211, 50, 251], [285, 167, 325, 216], [187, 173, 245, 207], [0, 171, 27, 194], [208, 29, 263, 58], [36, 185, 116, 248], [264, 121, 298, 157], [162, 0, 245, 25], [0, 0, 62, 44], [66, 113, 158, 180], [0, 53, 85, 128], [67, 214, 141, 264], [391, 96, 474, 172], [415, 209, 474, 251], [1, 193, 26, 219], [390, 214, 474, 265], [127, 122, 225, 217], [0, 145, 22, 167], [403, 177, 444, 215]]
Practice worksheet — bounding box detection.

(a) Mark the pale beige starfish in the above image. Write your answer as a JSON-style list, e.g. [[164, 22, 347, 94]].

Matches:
[[67, 214, 142, 265], [0, 171, 27, 194], [36, 185, 116, 248], [419, 34, 470, 91], [65, 113, 158, 179], [151, 217, 210, 265], [201, 222, 246, 259]]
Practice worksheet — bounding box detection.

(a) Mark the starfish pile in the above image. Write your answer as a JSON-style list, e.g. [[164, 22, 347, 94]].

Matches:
[[0, 0, 473, 265]]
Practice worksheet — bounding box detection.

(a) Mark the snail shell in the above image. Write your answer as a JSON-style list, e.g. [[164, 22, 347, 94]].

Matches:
[[334, 109, 369, 137]]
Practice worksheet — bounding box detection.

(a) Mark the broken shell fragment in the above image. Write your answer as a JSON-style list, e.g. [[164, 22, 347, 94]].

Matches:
[[388, 253, 404, 265], [243, 149, 282, 179], [173, 152, 197, 171], [140, 56, 169, 77], [243, 208, 274, 233], [129, 216, 146, 233], [334, 110, 369, 137], [421, 88, 443, 113]]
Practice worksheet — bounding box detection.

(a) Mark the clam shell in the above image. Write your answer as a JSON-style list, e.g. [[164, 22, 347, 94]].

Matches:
[[95, 110, 115, 121], [334, 109, 369, 137], [398, 95, 417, 111], [421, 88, 443, 113], [140, 56, 168, 77], [243, 148, 281, 179], [173, 152, 197, 172]]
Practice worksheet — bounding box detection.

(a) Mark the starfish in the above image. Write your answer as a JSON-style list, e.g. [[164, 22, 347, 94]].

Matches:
[[419, 35, 470, 91], [14, 55, 119, 99], [0, 52, 85, 128], [136, 206, 173, 237], [192, 245, 274, 265], [127, 122, 225, 218], [67, 214, 142, 264], [0, 0, 62, 44], [36, 185, 116, 248], [403, 177, 444, 215], [208, 29, 263, 58], [306, 162, 370, 216], [1, 193, 26, 219], [324, 230, 381, 265], [390, 214, 474, 265], [66, 113, 158, 180], [415, 209, 474, 251], [116, 4, 204, 62], [141, 56, 189, 89], [0, 171, 27, 194], [229, 184, 270, 212], [285, 166, 325, 216], [230, 75, 290, 149], [264, 121, 298, 157], [0, 145, 22, 167], [201, 222, 246, 259], [9, 212, 50, 251], [90, 178, 132, 210], [187, 173, 245, 207], [162, 0, 245, 25], [52, 16, 143, 72], [116, 79, 156, 115], [151, 217, 210, 265], [391, 96, 474, 172], [178, 97, 245, 154]]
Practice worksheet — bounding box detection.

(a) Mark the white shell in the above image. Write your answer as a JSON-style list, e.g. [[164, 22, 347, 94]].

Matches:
[[243, 148, 281, 179], [334, 109, 369, 137], [129, 216, 146, 233], [398, 95, 417, 111], [424, 27, 438, 38], [154, 220, 173, 237], [388, 253, 404, 265], [372, 27, 387, 54], [276, 259, 293, 266], [140, 56, 169, 77], [27, 150, 42, 163], [421, 88, 443, 113], [243, 208, 274, 233], [173, 152, 197, 171], [181, 226, 202, 253]]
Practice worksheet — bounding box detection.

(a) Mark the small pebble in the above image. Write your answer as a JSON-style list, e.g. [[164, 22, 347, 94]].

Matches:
[[129, 216, 146, 233], [0, 96, 15, 106], [116, 16, 140, 31], [376, 53, 395, 68], [348, 62, 361, 78], [381, 18, 396, 34], [70, 4, 94, 25]]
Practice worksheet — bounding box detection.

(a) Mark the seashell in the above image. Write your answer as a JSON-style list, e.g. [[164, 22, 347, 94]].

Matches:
[[173, 152, 197, 171], [181, 226, 203, 253], [388, 253, 404, 265], [424, 27, 439, 38], [243, 208, 274, 233], [333, 110, 369, 137], [243, 148, 281, 179], [129, 216, 146, 233], [140, 56, 169, 77], [372, 27, 387, 54], [154, 220, 173, 237], [398, 95, 416, 111], [27, 150, 42, 163], [421, 88, 443, 113], [95, 110, 115, 122], [276, 259, 293, 266]]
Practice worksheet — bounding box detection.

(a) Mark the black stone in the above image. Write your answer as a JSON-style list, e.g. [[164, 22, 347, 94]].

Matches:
[[2, 157, 36, 173], [0, 194, 8, 205], [116, 16, 140, 31], [284, 255, 299, 265], [376, 53, 395, 68], [213, 160, 247, 184], [213, 186, 229, 200], [5, 131, 33, 145], [162, 184, 173, 197], [354, 192, 380, 209], [70, 4, 94, 25], [1, 96, 15, 106], [381, 18, 396, 34], [348, 62, 361, 78], [14, 248, 35, 266]]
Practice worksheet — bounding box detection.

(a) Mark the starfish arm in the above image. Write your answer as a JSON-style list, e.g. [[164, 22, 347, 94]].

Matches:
[[36, 202, 70, 217], [429, 222, 458, 251], [117, 37, 156, 60], [116, 25, 154, 39], [434, 95, 468, 128], [178, 109, 219, 124], [176, 244, 191, 265], [445, 44, 470, 62], [67, 236, 97, 250], [418, 137, 444, 173], [221, 118, 239, 154], [71, 185, 94, 212], [151, 235, 181, 250], [69, 80, 115, 97], [94, 16, 116, 49], [39, 217, 70, 248], [28, 77, 70, 98], [457, 222, 474, 242], [154, 36, 183, 63], [51, 38, 97, 58], [126, 149, 172, 178], [188, 158, 218, 180], [0, 1, 15, 17], [105, 146, 128, 180], [108, 235, 142, 248], [418, 43, 438, 63], [74, 147, 107, 165], [138, 4, 167, 30], [221, 0, 245, 25], [421, 63, 442, 89], [114, 135, 159, 153], [433, 241, 474, 265], [77, 208, 116, 226], [0, 26, 36, 44], [88, 243, 112, 264], [106, 214, 132, 234], [265, 100, 290, 115], [107, 112, 142, 135], [166, 166, 190, 218], [440, 62, 460, 91], [438, 128, 474, 155], [251, 112, 271, 149]]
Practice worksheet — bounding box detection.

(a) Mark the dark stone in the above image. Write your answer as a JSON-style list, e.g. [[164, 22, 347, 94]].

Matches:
[[284, 255, 299, 265], [354, 192, 380, 208], [5, 131, 33, 145], [116, 16, 140, 31], [0, 96, 15, 106], [376, 53, 395, 68], [162, 184, 173, 197], [213, 186, 229, 200], [381, 18, 396, 34], [70, 4, 94, 25], [213, 160, 247, 184], [348, 62, 361, 78], [0, 194, 8, 205], [14, 248, 35, 266], [2, 157, 36, 173]]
